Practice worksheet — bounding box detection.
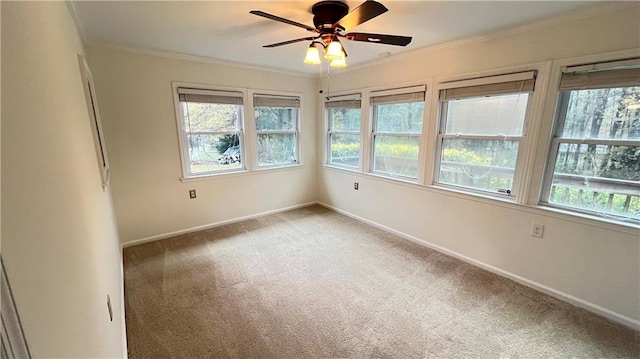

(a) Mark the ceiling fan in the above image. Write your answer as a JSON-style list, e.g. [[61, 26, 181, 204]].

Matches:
[[249, 0, 412, 67]]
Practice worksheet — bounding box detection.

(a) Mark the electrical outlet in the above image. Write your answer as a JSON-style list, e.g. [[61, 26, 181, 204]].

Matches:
[[354, 182, 359, 190], [189, 189, 196, 199], [530, 223, 544, 238]]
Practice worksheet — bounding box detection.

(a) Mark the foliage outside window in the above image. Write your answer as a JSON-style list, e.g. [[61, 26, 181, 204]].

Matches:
[[371, 87, 425, 179], [543, 60, 640, 223], [326, 95, 361, 169], [177, 88, 244, 176], [254, 94, 300, 167], [436, 72, 535, 195]]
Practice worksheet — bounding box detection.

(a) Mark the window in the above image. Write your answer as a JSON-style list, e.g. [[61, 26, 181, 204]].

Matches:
[[435, 72, 536, 196], [253, 94, 300, 167], [326, 94, 361, 169], [177, 87, 245, 176], [370, 86, 426, 179], [543, 59, 640, 223]]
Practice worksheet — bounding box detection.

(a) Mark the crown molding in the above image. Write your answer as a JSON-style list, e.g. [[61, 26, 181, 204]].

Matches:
[[84, 41, 316, 79], [65, 1, 86, 43], [338, 1, 640, 76]]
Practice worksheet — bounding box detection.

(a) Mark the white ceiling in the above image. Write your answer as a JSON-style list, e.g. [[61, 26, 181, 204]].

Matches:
[[71, 1, 602, 75]]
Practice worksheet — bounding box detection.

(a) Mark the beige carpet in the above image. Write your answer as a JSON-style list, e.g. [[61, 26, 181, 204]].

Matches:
[[123, 205, 639, 358]]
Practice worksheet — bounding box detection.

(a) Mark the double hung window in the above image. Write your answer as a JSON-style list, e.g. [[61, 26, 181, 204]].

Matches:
[[326, 94, 362, 169], [543, 59, 640, 223], [435, 72, 536, 196], [370, 86, 426, 179], [177, 88, 245, 176], [253, 94, 300, 167]]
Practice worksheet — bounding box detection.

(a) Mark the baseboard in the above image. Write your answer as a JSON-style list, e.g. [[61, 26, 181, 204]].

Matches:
[[119, 248, 128, 358], [317, 202, 640, 332], [121, 201, 318, 248]]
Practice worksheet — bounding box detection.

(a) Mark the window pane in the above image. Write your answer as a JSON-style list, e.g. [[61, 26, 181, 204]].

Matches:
[[257, 133, 297, 166], [561, 87, 640, 140], [375, 102, 424, 133], [182, 102, 239, 132], [439, 138, 519, 193], [255, 107, 297, 131], [330, 133, 359, 168], [373, 135, 420, 178], [549, 144, 639, 221], [187, 134, 242, 173], [329, 108, 361, 131], [444, 93, 529, 135]]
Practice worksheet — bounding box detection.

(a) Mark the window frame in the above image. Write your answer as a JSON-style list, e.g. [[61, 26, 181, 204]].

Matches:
[[325, 93, 363, 170], [540, 58, 640, 224], [251, 91, 302, 169], [432, 71, 537, 199], [78, 54, 110, 189], [369, 85, 427, 181], [172, 82, 248, 179]]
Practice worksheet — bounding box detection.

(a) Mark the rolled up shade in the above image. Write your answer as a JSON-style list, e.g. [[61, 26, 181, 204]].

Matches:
[[253, 94, 300, 108], [178, 87, 243, 105], [370, 86, 426, 105], [440, 71, 536, 101]]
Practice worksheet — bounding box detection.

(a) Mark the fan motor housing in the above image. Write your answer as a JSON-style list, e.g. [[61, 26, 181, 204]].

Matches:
[[312, 1, 349, 29]]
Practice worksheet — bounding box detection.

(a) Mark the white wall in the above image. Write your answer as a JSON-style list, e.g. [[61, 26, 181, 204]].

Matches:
[[318, 4, 640, 327], [85, 46, 318, 244], [1, 2, 126, 357]]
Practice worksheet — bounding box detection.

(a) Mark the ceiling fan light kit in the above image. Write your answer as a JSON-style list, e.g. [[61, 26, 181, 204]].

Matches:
[[250, 0, 412, 69], [304, 43, 322, 65], [325, 39, 344, 61]]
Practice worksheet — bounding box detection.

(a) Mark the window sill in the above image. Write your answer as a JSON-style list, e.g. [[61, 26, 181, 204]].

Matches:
[[324, 163, 360, 173], [180, 163, 305, 183], [320, 166, 639, 235]]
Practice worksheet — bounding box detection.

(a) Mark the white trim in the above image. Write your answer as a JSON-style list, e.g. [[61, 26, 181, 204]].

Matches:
[[320, 165, 640, 234], [171, 81, 248, 179], [179, 163, 305, 183], [325, 93, 361, 102], [370, 85, 426, 98], [316, 201, 640, 331], [564, 57, 640, 73], [248, 89, 304, 170], [1, 257, 32, 358], [78, 54, 110, 190], [84, 41, 316, 78], [119, 249, 128, 359], [440, 71, 536, 90], [537, 49, 640, 220], [177, 88, 243, 98], [65, 1, 86, 42], [121, 202, 317, 248], [336, 2, 638, 77]]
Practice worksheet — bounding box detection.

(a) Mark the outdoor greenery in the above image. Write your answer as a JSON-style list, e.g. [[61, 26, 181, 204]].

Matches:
[[255, 107, 298, 165], [555, 87, 640, 181]]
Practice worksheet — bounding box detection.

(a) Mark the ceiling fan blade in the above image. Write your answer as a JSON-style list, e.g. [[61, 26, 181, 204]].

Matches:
[[249, 10, 317, 32], [334, 1, 388, 32], [344, 32, 412, 46], [263, 37, 318, 48]]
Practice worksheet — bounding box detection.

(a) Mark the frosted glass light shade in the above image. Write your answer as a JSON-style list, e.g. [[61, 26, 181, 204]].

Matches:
[[330, 52, 347, 67], [325, 40, 343, 60], [304, 45, 321, 64]]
